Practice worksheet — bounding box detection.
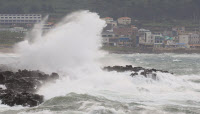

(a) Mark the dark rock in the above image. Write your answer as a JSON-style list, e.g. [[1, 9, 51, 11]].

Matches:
[[140, 71, 147, 77], [151, 69, 157, 72], [0, 69, 60, 107], [0, 90, 43, 107], [50, 73, 59, 80], [130, 73, 138, 77], [103, 65, 172, 80], [132, 67, 145, 72], [152, 73, 157, 80], [0, 73, 5, 84]]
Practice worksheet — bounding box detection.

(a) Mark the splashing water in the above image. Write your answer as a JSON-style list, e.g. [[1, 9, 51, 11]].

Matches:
[[14, 11, 105, 73], [1, 11, 200, 113]]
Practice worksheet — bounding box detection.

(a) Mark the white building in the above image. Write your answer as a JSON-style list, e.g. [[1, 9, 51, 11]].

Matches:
[[102, 31, 116, 46], [117, 17, 131, 25], [101, 17, 114, 24], [0, 14, 42, 24], [178, 34, 189, 48], [138, 29, 152, 44], [189, 33, 199, 44]]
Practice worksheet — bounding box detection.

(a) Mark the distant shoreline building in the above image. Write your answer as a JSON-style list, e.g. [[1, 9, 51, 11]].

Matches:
[[0, 14, 42, 24], [101, 17, 113, 24], [117, 17, 131, 25]]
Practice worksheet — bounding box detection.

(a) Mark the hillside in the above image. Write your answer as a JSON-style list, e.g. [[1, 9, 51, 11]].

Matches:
[[0, 0, 199, 22]]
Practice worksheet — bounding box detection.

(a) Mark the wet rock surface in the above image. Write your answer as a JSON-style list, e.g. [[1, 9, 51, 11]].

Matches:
[[0, 69, 59, 107], [104, 65, 172, 80]]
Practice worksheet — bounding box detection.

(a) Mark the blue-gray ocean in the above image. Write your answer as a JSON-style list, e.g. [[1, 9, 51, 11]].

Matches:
[[0, 53, 200, 114]]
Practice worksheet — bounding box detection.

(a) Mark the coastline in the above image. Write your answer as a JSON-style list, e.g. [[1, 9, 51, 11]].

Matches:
[[1, 46, 200, 54], [101, 46, 200, 54]]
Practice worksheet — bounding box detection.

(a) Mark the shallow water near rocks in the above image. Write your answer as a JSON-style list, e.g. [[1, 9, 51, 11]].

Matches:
[[0, 53, 200, 114]]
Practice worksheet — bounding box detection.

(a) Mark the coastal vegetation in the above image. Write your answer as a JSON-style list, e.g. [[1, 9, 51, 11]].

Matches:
[[0, 0, 200, 21], [0, 31, 24, 46]]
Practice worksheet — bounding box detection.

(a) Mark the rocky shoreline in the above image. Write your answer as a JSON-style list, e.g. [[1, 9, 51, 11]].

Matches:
[[104, 65, 172, 80], [0, 69, 59, 107], [0, 65, 171, 107]]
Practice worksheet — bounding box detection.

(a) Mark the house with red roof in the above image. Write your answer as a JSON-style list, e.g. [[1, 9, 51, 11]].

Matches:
[[101, 17, 114, 24], [117, 17, 131, 25]]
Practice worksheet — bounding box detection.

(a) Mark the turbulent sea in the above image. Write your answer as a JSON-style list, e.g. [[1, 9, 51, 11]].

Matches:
[[0, 11, 200, 114], [0, 53, 200, 114]]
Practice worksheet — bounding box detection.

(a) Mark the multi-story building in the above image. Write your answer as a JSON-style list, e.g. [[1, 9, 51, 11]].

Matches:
[[117, 17, 131, 25], [118, 37, 132, 46], [188, 33, 200, 48], [131, 26, 139, 46], [152, 33, 163, 48], [102, 31, 116, 46], [101, 17, 114, 24], [138, 29, 152, 44], [0, 14, 42, 24], [189, 33, 199, 44], [113, 26, 132, 37], [102, 26, 134, 46], [178, 34, 189, 48], [138, 29, 154, 48]]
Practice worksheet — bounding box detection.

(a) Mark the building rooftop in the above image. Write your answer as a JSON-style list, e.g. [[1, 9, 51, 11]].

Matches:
[[118, 17, 131, 19], [102, 17, 113, 19]]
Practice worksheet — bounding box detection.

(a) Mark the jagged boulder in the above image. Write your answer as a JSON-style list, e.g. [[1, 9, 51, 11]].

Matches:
[[0, 69, 60, 107], [104, 65, 171, 80], [0, 89, 43, 107]]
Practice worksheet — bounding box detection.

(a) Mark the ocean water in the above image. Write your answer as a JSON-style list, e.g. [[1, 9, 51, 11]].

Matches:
[[0, 11, 200, 114], [0, 53, 200, 114]]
